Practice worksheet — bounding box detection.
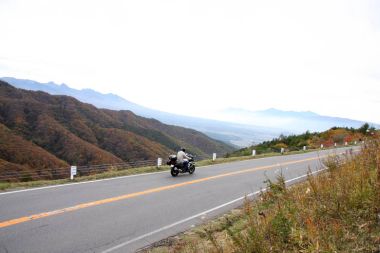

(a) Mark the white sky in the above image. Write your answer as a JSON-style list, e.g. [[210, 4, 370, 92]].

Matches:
[[1, 0, 380, 123]]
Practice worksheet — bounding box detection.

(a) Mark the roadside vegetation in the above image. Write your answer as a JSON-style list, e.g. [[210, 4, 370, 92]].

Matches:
[[228, 124, 376, 157], [143, 136, 380, 252], [1, 124, 376, 192]]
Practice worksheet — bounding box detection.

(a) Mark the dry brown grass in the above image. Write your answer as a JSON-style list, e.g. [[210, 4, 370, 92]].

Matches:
[[143, 138, 380, 253]]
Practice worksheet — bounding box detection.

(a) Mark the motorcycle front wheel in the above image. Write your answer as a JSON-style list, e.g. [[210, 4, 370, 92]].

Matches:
[[171, 167, 179, 177], [188, 164, 195, 174]]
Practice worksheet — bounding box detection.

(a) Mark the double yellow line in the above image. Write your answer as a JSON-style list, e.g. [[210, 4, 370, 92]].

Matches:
[[0, 156, 322, 229]]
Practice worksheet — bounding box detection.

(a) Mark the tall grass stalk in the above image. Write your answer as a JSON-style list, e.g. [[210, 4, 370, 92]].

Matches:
[[144, 139, 380, 253]]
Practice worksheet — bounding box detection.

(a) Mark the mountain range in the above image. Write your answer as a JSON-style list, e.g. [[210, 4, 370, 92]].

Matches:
[[218, 108, 379, 133], [2, 77, 378, 148], [0, 78, 291, 147], [0, 80, 234, 180]]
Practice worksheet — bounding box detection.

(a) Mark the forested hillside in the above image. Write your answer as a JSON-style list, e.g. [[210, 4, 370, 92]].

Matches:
[[229, 124, 377, 157], [0, 81, 234, 179]]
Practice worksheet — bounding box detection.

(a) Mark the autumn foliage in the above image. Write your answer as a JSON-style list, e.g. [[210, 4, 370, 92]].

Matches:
[[231, 126, 376, 157], [0, 81, 233, 181]]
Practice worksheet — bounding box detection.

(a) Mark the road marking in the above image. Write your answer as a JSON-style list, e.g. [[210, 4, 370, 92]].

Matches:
[[0, 157, 266, 196], [0, 170, 169, 196], [0, 155, 325, 229], [0, 153, 279, 196], [101, 191, 264, 253], [0, 147, 357, 196], [0, 148, 359, 229], [101, 169, 326, 253]]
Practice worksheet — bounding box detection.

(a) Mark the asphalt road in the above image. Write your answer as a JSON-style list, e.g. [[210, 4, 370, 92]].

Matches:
[[0, 147, 358, 253]]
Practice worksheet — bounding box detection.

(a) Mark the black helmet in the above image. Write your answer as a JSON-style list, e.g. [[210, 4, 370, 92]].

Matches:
[[181, 148, 186, 152]]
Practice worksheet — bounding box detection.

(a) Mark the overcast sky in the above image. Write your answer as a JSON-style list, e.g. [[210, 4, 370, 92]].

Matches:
[[1, 0, 379, 123]]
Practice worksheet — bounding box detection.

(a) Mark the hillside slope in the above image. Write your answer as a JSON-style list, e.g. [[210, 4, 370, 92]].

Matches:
[[229, 125, 375, 157], [1, 77, 284, 147], [0, 123, 69, 180], [0, 81, 234, 177]]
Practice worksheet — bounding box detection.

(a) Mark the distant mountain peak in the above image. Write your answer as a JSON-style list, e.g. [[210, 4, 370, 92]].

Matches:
[[264, 107, 279, 112], [218, 106, 378, 134], [259, 108, 319, 116], [224, 107, 320, 117]]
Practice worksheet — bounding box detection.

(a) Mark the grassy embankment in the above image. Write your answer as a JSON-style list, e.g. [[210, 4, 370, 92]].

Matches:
[[143, 139, 380, 252]]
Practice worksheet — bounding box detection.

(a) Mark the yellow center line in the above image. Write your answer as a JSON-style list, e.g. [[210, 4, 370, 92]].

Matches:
[[0, 155, 327, 229]]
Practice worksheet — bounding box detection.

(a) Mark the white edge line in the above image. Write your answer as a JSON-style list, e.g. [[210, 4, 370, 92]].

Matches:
[[1, 147, 355, 196], [0, 170, 169, 196], [0, 157, 275, 195], [101, 168, 326, 253], [0, 163, 226, 196]]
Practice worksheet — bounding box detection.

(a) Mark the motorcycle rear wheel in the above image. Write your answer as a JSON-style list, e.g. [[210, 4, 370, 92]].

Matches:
[[171, 167, 179, 177]]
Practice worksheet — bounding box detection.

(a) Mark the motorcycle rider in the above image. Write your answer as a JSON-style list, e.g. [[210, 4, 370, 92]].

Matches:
[[177, 148, 191, 171]]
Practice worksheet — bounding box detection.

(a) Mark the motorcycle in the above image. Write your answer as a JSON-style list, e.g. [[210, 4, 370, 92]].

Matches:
[[166, 154, 195, 177]]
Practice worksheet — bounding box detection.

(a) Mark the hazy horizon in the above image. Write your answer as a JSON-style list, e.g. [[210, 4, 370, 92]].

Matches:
[[3, 76, 380, 128], [1, 0, 380, 123]]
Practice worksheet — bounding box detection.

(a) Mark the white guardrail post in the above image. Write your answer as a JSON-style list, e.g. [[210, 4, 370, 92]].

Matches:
[[70, 166, 77, 180], [157, 158, 162, 168], [252, 150, 256, 156], [212, 153, 216, 161], [303, 146, 307, 151]]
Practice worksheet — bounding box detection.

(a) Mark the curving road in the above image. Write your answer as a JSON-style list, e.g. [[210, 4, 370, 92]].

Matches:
[[0, 147, 357, 253]]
